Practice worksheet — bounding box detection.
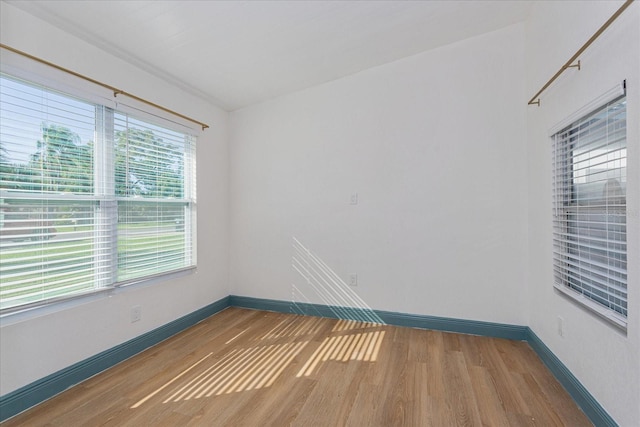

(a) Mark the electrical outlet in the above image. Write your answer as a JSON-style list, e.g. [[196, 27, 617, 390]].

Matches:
[[131, 305, 142, 323], [557, 316, 564, 338], [348, 274, 358, 287]]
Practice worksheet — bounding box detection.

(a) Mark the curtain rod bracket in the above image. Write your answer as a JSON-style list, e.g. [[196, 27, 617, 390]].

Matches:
[[114, 90, 123, 97], [529, 99, 541, 107], [564, 60, 581, 71]]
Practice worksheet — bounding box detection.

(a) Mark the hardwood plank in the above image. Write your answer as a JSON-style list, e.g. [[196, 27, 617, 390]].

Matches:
[[2, 308, 592, 426], [468, 365, 511, 427], [510, 372, 565, 426], [226, 377, 317, 426], [443, 350, 484, 426], [425, 330, 447, 399], [475, 337, 534, 416]]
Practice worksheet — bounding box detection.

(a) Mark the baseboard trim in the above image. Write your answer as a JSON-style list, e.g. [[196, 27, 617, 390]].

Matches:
[[1, 295, 616, 426], [229, 295, 528, 341], [0, 296, 230, 422], [526, 328, 618, 427]]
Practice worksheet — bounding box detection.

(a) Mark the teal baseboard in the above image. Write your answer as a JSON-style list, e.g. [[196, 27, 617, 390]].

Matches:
[[229, 295, 528, 340], [0, 296, 230, 422], [526, 328, 617, 427], [1, 295, 616, 426]]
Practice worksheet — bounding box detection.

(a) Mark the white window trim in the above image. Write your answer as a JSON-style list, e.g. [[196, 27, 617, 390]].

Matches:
[[553, 282, 627, 330], [0, 62, 198, 314], [550, 85, 628, 330], [548, 82, 626, 136]]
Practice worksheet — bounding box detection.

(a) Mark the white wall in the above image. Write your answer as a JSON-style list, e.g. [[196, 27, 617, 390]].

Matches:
[[0, 2, 229, 396], [229, 23, 528, 325], [525, 1, 639, 425]]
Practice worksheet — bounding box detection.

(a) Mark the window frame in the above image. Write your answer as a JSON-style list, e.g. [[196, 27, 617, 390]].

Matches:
[[551, 89, 628, 330], [0, 71, 198, 314]]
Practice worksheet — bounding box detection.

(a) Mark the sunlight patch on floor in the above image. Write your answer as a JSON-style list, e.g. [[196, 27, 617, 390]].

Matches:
[[296, 330, 385, 377]]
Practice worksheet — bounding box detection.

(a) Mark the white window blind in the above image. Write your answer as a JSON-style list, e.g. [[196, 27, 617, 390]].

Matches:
[[552, 95, 627, 324], [0, 73, 196, 312], [114, 113, 196, 283]]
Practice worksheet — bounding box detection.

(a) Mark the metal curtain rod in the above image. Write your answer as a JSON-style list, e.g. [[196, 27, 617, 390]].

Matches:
[[528, 0, 634, 106], [0, 43, 210, 130]]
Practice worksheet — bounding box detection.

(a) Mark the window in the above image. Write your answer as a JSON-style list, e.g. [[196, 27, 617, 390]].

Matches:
[[552, 94, 627, 326], [0, 74, 196, 312]]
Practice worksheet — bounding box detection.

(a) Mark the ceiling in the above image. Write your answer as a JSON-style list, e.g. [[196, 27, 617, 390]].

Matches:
[[8, 1, 533, 111]]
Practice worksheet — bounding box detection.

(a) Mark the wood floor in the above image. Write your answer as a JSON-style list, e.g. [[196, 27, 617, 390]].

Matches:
[[3, 307, 592, 426]]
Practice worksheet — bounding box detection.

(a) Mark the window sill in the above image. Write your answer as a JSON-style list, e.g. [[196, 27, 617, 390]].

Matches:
[[554, 283, 627, 332]]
